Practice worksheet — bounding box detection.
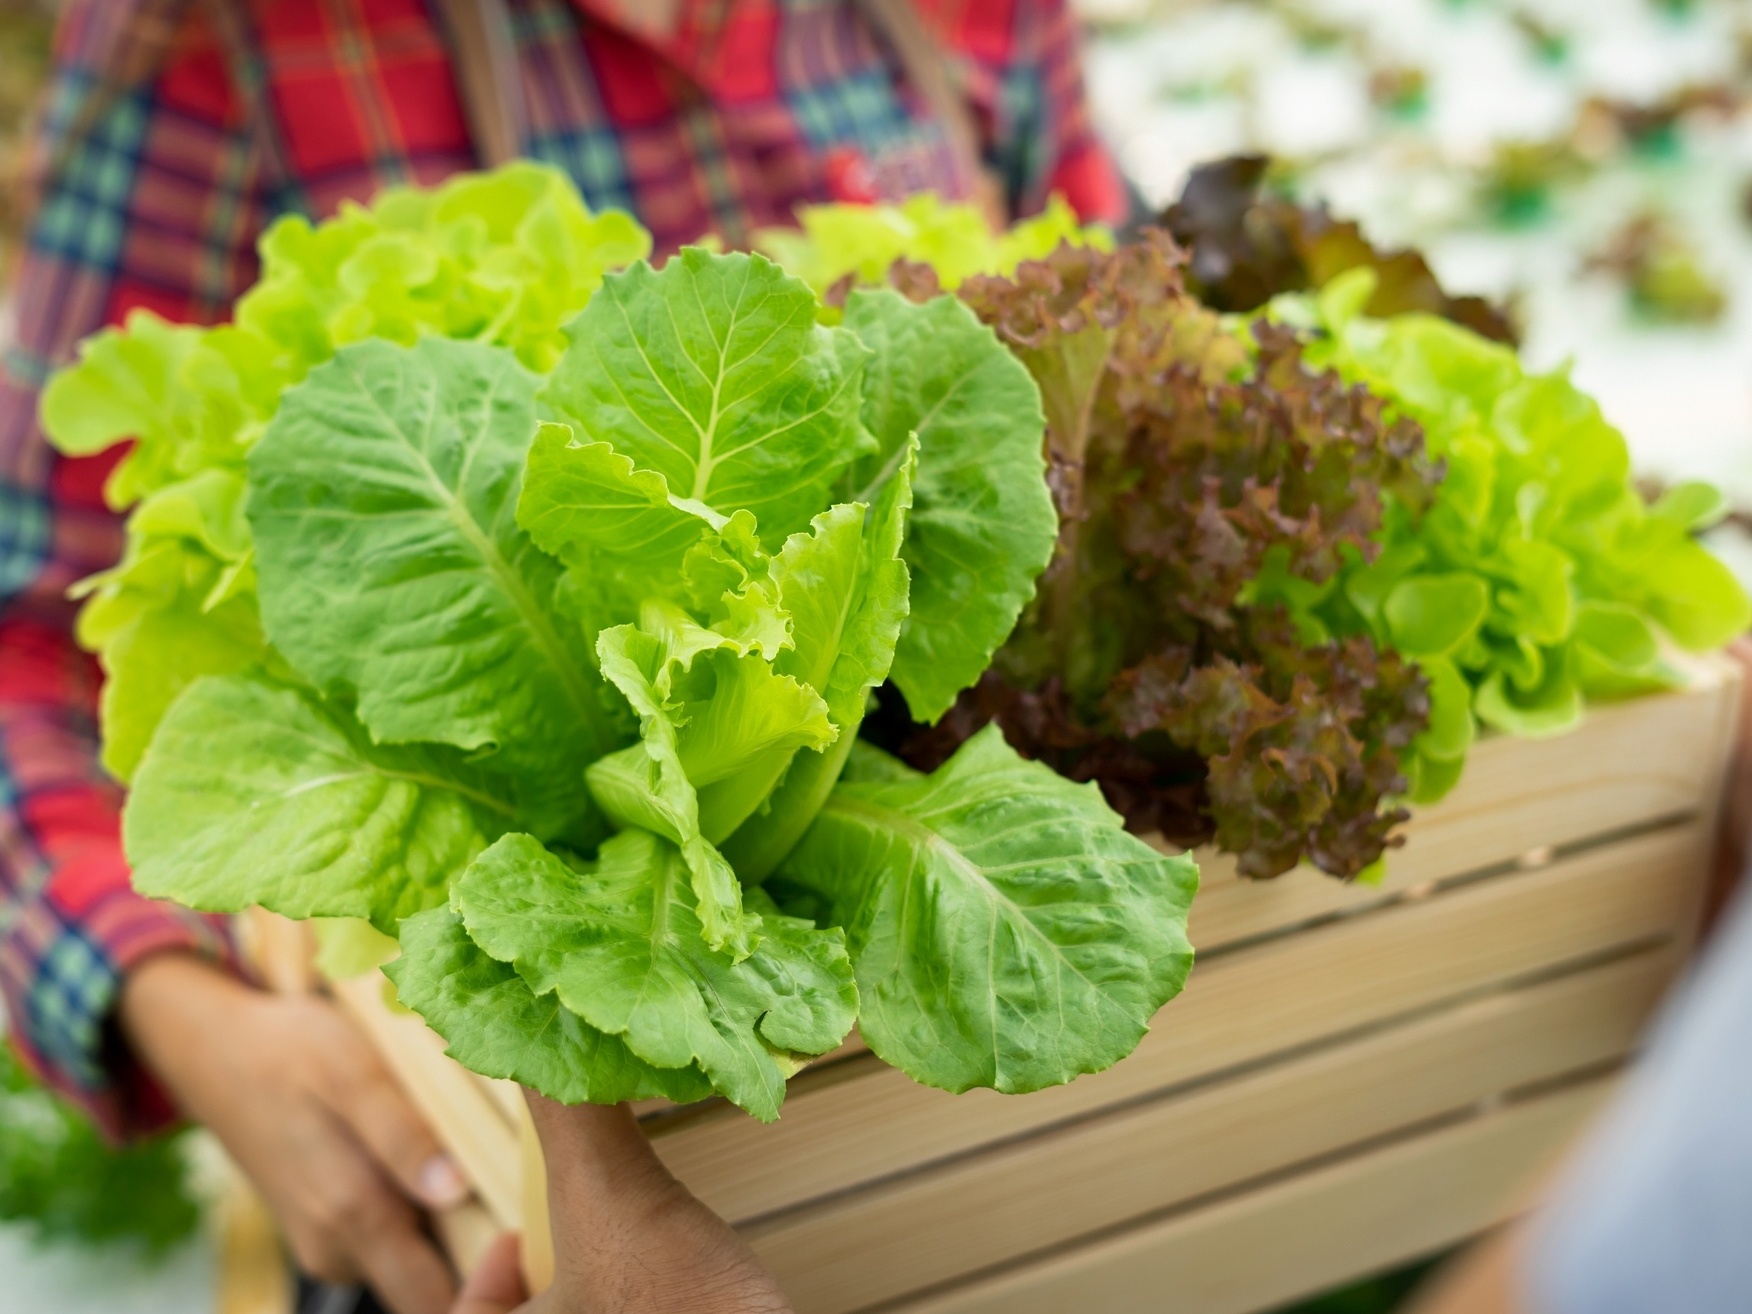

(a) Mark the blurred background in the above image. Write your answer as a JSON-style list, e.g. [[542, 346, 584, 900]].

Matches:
[[3, 0, 1752, 1309], [1089, 0, 1752, 519]]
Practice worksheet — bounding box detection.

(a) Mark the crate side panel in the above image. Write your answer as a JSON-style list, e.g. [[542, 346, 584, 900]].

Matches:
[[659, 822, 1705, 1222], [753, 949, 1668, 1313], [890, 1079, 1611, 1314]]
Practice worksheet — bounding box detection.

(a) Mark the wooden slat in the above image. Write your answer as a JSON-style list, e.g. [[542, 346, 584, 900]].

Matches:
[[433, 1201, 501, 1277], [1185, 653, 1735, 954], [749, 949, 1669, 1313], [330, 973, 523, 1228], [891, 1078, 1612, 1314], [476, 1073, 524, 1128], [657, 821, 1707, 1224]]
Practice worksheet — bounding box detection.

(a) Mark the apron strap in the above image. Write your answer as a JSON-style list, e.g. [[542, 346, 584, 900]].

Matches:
[[855, 0, 1005, 224], [430, 0, 529, 167]]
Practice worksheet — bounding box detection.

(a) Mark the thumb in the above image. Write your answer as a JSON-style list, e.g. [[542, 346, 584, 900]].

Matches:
[[451, 1233, 528, 1314]]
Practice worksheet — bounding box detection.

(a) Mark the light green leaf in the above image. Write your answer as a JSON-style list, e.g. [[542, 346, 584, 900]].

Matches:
[[454, 831, 858, 1122], [125, 675, 507, 931], [1415, 655, 1475, 762], [1574, 601, 1681, 699], [1490, 537, 1575, 646], [1574, 600, 1659, 672], [40, 313, 202, 459], [84, 590, 265, 783], [1641, 540, 1752, 651], [838, 740, 925, 785], [722, 449, 915, 881], [248, 335, 617, 842], [41, 315, 284, 506], [389, 906, 711, 1106], [1343, 542, 1426, 630], [1383, 573, 1489, 658], [1406, 747, 1467, 805], [518, 423, 716, 638], [589, 609, 834, 955], [1474, 661, 1583, 739], [518, 423, 715, 568], [841, 289, 1054, 723], [778, 724, 1197, 1094], [70, 471, 267, 781], [311, 918, 400, 981], [763, 194, 1106, 295], [1650, 481, 1728, 533], [541, 249, 872, 547]]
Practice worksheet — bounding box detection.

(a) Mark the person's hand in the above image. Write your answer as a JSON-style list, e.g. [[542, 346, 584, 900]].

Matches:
[[452, 1095, 791, 1314], [120, 952, 469, 1314]]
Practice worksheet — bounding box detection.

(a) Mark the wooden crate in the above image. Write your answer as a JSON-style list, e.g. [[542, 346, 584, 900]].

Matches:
[[329, 653, 1739, 1314]]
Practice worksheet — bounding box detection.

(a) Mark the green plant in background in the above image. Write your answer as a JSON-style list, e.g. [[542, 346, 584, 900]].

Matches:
[[1270, 268, 1749, 803], [0, 1046, 200, 1258], [1587, 212, 1729, 325], [755, 191, 1107, 295]]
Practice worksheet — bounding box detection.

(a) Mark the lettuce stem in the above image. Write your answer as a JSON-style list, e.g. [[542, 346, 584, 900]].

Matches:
[[720, 719, 861, 883]]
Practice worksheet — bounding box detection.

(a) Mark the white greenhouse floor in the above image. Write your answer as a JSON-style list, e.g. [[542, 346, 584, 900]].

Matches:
[[0, 1224, 214, 1314]]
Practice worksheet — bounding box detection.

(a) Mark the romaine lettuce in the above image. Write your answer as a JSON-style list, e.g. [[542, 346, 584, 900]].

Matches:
[[49, 168, 1198, 1121]]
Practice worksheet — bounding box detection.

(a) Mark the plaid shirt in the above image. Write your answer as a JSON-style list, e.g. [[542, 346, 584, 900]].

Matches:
[[0, 0, 1120, 1135]]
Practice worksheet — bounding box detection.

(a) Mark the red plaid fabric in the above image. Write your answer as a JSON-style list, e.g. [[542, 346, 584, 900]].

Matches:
[[0, 0, 1121, 1135]]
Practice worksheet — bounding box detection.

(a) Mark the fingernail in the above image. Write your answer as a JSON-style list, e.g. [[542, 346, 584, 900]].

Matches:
[[419, 1154, 470, 1207]]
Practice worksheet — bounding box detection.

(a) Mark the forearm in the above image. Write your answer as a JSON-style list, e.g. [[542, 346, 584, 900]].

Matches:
[[115, 951, 256, 1120]]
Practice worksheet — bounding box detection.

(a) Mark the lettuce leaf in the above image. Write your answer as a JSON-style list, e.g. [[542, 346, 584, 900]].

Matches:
[[42, 164, 650, 787], [389, 905, 713, 1106], [587, 607, 834, 956], [125, 675, 506, 931], [758, 192, 1108, 294], [721, 446, 916, 881], [1293, 274, 1752, 796], [453, 831, 857, 1122], [69, 469, 265, 781], [249, 335, 618, 843], [540, 249, 873, 550], [841, 289, 1056, 723], [777, 725, 1196, 1093]]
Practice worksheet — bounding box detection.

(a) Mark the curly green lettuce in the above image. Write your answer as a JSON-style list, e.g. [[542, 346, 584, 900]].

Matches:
[[1276, 270, 1750, 800]]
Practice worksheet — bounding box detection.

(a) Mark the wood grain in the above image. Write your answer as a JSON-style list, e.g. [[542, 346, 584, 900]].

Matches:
[[889, 1078, 1612, 1314], [329, 973, 522, 1228], [658, 820, 1706, 1223], [749, 949, 1667, 1313]]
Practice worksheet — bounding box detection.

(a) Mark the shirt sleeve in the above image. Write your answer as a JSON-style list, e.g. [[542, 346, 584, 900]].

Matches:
[[1523, 880, 1752, 1314], [0, 0, 266, 1140], [925, 0, 1127, 225]]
